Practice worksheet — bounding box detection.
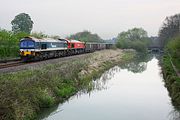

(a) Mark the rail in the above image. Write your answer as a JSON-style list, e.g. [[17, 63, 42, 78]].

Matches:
[[0, 58, 21, 63], [0, 60, 24, 69]]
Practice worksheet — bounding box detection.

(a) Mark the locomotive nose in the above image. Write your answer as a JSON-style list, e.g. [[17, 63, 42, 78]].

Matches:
[[20, 51, 34, 56]]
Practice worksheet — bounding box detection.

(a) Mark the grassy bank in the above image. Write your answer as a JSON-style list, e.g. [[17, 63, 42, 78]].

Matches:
[[0, 49, 135, 120], [162, 54, 180, 106], [161, 36, 180, 107]]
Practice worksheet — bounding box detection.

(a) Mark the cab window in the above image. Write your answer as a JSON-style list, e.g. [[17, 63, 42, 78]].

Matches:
[[41, 44, 47, 49], [35, 42, 40, 49], [20, 40, 35, 48]]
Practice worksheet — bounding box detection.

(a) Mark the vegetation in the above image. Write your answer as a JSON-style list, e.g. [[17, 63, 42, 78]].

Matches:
[[0, 50, 135, 120], [31, 31, 49, 39], [0, 29, 28, 59], [148, 37, 160, 48], [159, 13, 180, 48], [11, 13, 33, 34], [166, 36, 180, 70], [159, 13, 180, 106], [116, 28, 150, 52], [0, 58, 87, 119], [67, 30, 103, 42], [162, 54, 180, 106]]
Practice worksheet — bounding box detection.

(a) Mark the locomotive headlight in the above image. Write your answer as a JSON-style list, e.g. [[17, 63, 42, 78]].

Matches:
[[20, 51, 24, 55], [31, 51, 35, 56]]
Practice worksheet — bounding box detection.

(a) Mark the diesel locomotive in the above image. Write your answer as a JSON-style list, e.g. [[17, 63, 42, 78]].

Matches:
[[19, 37, 113, 61]]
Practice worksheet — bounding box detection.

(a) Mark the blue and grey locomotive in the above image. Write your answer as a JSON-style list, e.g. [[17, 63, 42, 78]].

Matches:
[[20, 37, 67, 61]]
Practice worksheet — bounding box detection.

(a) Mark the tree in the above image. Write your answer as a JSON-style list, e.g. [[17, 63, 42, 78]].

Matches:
[[0, 28, 28, 58], [159, 13, 180, 47], [116, 28, 150, 52], [11, 13, 33, 34], [67, 30, 103, 42], [31, 32, 48, 39]]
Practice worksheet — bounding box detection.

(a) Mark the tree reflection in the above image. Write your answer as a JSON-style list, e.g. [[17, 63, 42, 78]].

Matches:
[[80, 54, 160, 95], [168, 107, 180, 120], [78, 66, 121, 96], [119, 54, 155, 73]]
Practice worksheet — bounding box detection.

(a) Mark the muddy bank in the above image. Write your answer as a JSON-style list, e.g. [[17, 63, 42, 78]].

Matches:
[[0, 49, 135, 120]]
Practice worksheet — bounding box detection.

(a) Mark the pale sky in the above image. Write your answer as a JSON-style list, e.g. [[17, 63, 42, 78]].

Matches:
[[0, 0, 180, 39]]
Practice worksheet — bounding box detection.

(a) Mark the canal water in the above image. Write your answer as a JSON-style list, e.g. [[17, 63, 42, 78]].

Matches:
[[41, 55, 180, 120]]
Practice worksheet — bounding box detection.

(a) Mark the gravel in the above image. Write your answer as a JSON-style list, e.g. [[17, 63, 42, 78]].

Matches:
[[0, 53, 92, 74]]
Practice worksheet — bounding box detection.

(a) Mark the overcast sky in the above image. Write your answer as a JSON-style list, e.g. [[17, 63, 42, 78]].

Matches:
[[0, 0, 180, 39]]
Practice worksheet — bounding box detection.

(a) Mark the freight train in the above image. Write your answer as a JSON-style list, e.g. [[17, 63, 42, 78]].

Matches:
[[19, 37, 113, 61]]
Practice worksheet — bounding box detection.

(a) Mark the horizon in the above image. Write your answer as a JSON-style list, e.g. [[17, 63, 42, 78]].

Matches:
[[1, 0, 180, 39]]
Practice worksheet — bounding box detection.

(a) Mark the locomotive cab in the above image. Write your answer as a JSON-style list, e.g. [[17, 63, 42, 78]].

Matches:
[[20, 37, 36, 58], [20, 37, 69, 61]]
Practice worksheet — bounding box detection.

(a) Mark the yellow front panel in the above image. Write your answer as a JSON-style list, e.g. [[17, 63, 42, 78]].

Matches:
[[21, 51, 32, 56], [24, 51, 31, 56]]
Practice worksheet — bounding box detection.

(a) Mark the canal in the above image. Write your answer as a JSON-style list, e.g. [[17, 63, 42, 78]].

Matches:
[[40, 54, 180, 120]]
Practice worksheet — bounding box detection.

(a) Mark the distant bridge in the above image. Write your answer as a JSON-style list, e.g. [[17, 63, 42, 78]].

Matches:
[[148, 46, 163, 53]]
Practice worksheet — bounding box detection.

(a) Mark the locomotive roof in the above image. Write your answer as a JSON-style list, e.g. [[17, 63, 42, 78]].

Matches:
[[21, 37, 66, 43], [71, 40, 84, 43], [65, 39, 84, 43]]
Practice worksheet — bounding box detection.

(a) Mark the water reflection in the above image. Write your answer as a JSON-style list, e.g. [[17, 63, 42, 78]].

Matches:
[[41, 54, 180, 120], [78, 66, 121, 95], [120, 54, 154, 73], [37, 105, 59, 120], [169, 109, 180, 120], [79, 54, 154, 95]]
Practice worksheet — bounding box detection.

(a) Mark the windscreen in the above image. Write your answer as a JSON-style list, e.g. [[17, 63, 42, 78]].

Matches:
[[20, 40, 35, 48]]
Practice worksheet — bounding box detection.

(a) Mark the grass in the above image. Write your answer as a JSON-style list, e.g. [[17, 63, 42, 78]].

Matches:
[[0, 59, 88, 119], [0, 50, 135, 120], [55, 85, 76, 98], [172, 58, 180, 72], [162, 54, 180, 106]]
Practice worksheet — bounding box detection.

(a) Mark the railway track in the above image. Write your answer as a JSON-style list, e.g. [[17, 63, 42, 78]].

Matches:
[[0, 58, 21, 63], [0, 60, 24, 69], [0, 51, 93, 70]]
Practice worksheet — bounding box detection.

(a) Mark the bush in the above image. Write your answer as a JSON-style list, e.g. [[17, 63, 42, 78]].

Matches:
[[55, 84, 76, 98], [38, 89, 55, 108], [0, 29, 29, 59]]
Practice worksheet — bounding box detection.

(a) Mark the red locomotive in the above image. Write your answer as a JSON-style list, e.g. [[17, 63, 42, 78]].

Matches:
[[66, 39, 85, 49]]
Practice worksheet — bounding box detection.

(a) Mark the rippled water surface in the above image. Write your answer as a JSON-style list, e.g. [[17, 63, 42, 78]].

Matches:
[[41, 55, 180, 120]]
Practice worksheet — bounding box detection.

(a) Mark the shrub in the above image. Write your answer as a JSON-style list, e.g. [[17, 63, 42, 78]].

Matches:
[[0, 29, 29, 59]]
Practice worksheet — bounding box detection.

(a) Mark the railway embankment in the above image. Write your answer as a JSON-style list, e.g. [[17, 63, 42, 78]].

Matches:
[[162, 54, 180, 107], [0, 49, 135, 120]]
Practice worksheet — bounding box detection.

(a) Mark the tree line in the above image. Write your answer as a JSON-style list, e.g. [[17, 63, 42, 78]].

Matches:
[[3, 12, 179, 59], [116, 28, 150, 52], [67, 30, 103, 42], [159, 13, 180, 48], [159, 13, 180, 70]]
